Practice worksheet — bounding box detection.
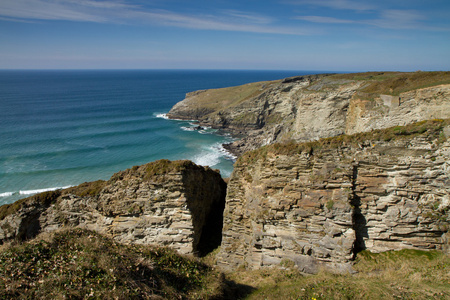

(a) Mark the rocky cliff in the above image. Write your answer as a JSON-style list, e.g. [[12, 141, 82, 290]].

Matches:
[[216, 120, 450, 273], [0, 121, 448, 274], [167, 72, 450, 156], [1, 72, 449, 275], [0, 160, 226, 256]]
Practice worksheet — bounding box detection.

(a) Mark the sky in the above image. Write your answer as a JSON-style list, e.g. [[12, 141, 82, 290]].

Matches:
[[0, 0, 449, 71]]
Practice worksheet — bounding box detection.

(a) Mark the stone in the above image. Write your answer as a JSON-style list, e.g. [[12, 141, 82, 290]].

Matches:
[[0, 160, 227, 257], [217, 129, 450, 273]]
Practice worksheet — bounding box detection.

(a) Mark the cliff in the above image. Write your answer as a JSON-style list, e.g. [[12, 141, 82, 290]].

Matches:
[[0, 160, 226, 257], [167, 72, 450, 156], [1, 71, 449, 276], [217, 119, 450, 273], [0, 121, 448, 274]]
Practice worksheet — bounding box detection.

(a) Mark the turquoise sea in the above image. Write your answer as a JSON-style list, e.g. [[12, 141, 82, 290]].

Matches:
[[0, 70, 320, 205]]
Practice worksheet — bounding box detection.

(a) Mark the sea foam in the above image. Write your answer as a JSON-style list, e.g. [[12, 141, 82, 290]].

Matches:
[[155, 113, 169, 120], [0, 192, 14, 197], [18, 186, 73, 195]]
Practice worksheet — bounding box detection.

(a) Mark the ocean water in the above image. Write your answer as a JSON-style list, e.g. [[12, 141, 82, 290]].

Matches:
[[0, 69, 319, 205]]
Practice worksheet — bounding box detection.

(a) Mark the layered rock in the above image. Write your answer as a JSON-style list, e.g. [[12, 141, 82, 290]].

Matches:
[[167, 72, 450, 156], [0, 160, 227, 256], [216, 120, 450, 273]]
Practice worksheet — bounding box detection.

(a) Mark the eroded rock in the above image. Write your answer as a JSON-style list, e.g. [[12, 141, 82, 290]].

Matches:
[[0, 160, 227, 256]]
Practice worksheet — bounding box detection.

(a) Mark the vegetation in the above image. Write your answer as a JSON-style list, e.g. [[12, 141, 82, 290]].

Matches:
[[66, 180, 107, 198], [240, 119, 449, 163], [0, 180, 107, 222], [331, 71, 450, 97], [230, 249, 450, 300], [0, 190, 61, 221], [108, 159, 204, 182], [182, 80, 277, 113], [0, 228, 234, 299], [2, 231, 447, 299]]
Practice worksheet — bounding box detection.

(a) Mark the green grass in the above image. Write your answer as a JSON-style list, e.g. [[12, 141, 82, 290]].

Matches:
[[332, 71, 450, 96], [0, 228, 231, 299], [183, 80, 278, 113], [231, 249, 449, 300], [0, 226, 448, 299]]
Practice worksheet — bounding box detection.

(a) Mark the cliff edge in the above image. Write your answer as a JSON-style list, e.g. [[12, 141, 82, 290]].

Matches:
[[167, 72, 450, 156]]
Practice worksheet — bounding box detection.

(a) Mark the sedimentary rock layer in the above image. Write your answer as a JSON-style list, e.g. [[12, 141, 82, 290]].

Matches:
[[0, 160, 227, 256], [216, 120, 450, 273]]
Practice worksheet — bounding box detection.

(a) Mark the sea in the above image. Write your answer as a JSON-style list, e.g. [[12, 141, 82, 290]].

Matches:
[[0, 69, 322, 205]]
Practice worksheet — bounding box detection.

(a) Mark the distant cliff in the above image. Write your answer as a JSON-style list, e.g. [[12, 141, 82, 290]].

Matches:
[[168, 72, 450, 156]]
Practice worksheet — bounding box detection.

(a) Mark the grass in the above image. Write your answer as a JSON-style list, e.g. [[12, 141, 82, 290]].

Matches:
[[239, 119, 449, 164], [0, 214, 448, 299], [65, 180, 107, 198], [108, 159, 207, 183], [230, 250, 449, 300], [171, 72, 450, 122], [0, 190, 61, 221], [0, 228, 234, 299], [331, 71, 450, 96], [185, 81, 277, 111]]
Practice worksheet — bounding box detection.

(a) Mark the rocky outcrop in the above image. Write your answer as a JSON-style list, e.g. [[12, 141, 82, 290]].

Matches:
[[0, 160, 227, 256], [167, 72, 450, 156], [216, 120, 450, 273]]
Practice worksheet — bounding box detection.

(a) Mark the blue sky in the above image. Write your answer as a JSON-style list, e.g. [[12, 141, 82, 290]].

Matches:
[[0, 0, 449, 71]]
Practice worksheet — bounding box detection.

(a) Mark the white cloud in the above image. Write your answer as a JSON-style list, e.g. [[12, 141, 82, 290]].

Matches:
[[368, 9, 426, 29], [0, 0, 109, 22], [296, 9, 441, 31], [287, 0, 376, 12], [295, 16, 355, 24], [0, 0, 312, 35]]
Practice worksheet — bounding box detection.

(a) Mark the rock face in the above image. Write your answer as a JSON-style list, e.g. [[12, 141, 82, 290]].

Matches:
[[2, 71, 450, 275], [167, 72, 450, 156], [0, 160, 227, 256], [216, 120, 450, 273]]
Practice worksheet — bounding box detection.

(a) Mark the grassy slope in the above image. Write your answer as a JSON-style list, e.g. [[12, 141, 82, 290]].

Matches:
[[182, 80, 278, 112], [331, 71, 450, 95], [232, 249, 449, 300], [0, 228, 233, 299], [1, 230, 448, 299]]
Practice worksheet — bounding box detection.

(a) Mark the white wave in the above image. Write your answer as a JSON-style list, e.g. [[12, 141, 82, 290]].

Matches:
[[215, 143, 237, 160], [155, 113, 169, 119], [192, 150, 221, 167], [190, 142, 237, 168], [181, 126, 195, 131], [0, 192, 14, 197], [19, 185, 73, 195]]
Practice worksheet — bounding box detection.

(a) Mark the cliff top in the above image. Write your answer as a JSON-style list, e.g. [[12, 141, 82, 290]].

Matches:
[[239, 119, 450, 163], [332, 71, 450, 96], [0, 159, 220, 222], [168, 71, 450, 120]]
